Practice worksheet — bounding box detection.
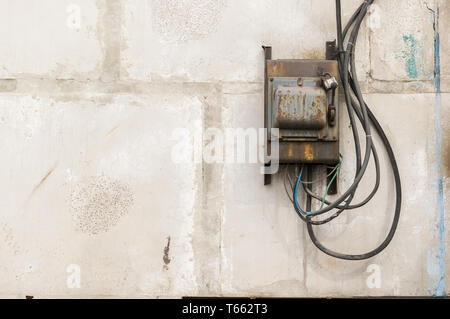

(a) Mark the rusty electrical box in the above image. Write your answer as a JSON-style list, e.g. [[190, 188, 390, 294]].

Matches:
[[263, 46, 340, 185]]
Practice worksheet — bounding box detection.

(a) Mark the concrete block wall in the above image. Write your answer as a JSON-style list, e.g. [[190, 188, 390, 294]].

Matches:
[[0, 0, 448, 297]]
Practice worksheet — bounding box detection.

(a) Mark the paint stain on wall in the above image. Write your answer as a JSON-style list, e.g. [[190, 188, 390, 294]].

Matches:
[[397, 34, 423, 79], [151, 0, 226, 42], [70, 176, 134, 235]]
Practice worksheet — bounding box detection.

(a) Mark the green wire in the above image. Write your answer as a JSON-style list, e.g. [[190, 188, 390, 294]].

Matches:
[[319, 159, 343, 210]]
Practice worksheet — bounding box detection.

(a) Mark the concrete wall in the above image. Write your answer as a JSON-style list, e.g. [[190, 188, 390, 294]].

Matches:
[[0, 0, 448, 298]]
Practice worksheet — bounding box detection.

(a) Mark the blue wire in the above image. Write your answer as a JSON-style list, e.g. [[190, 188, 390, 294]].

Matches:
[[295, 157, 344, 217], [293, 165, 314, 216]]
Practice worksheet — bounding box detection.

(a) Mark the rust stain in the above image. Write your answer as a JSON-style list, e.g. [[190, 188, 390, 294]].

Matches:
[[276, 87, 327, 129], [30, 165, 57, 198], [304, 143, 314, 161], [270, 61, 287, 76], [288, 144, 294, 158], [301, 48, 324, 59], [23, 164, 57, 214], [106, 125, 120, 137], [35, 168, 55, 191]]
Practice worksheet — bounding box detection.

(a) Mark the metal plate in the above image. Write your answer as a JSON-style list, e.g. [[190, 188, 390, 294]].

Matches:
[[278, 141, 339, 164], [264, 59, 340, 166], [267, 59, 338, 78], [274, 86, 327, 130]]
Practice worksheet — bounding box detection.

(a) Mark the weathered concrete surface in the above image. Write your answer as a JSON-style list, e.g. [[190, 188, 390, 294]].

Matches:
[[366, 0, 437, 93], [303, 94, 437, 296], [220, 92, 444, 296], [0, 0, 103, 80], [0, 0, 448, 298], [370, 0, 435, 81], [0, 92, 205, 297], [443, 94, 450, 293], [121, 0, 368, 83]]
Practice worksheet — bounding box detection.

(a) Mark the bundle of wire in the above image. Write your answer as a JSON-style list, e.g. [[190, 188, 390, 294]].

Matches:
[[287, 0, 402, 260]]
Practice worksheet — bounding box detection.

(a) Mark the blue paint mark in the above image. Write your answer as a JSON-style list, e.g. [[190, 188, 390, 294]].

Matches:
[[433, 17, 441, 94], [402, 34, 419, 78], [428, 7, 446, 297]]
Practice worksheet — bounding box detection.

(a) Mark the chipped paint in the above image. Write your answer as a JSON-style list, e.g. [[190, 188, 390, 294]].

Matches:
[[304, 143, 314, 161], [401, 34, 420, 79]]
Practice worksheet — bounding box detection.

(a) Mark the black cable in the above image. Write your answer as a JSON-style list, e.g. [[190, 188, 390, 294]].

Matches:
[[295, 0, 373, 225], [291, 0, 402, 260], [294, 0, 374, 219]]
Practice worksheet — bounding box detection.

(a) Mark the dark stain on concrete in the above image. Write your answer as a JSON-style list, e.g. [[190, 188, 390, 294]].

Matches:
[[0, 79, 17, 92], [163, 236, 171, 270]]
